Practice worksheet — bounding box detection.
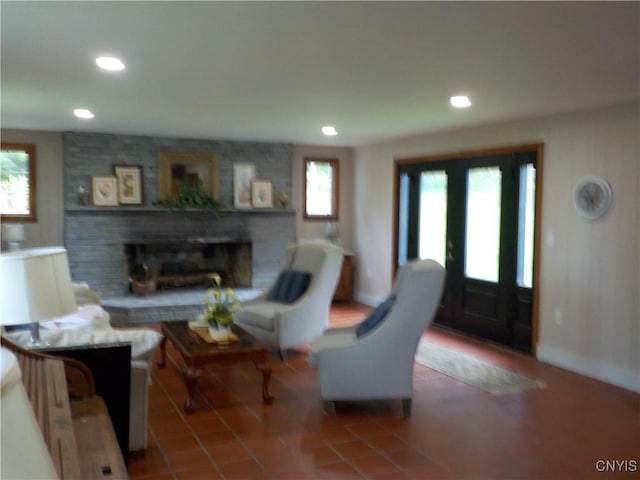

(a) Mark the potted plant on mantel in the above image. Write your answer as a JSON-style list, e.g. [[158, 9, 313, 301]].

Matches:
[[203, 273, 241, 341]]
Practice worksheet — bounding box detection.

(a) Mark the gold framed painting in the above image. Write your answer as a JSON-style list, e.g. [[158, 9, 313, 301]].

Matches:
[[158, 152, 218, 200], [114, 165, 143, 205], [92, 176, 118, 206], [251, 179, 273, 208]]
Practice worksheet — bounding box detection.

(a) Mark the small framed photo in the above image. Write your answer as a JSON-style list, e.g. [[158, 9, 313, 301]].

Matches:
[[92, 176, 118, 206], [251, 179, 273, 208], [233, 163, 255, 208], [114, 165, 143, 205]]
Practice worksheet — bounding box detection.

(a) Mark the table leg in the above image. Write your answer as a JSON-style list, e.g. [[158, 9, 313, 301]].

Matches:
[[157, 335, 168, 368], [256, 362, 273, 404], [184, 366, 199, 413]]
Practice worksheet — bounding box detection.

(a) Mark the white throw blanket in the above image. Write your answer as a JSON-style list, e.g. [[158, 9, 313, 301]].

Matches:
[[40, 303, 111, 331]]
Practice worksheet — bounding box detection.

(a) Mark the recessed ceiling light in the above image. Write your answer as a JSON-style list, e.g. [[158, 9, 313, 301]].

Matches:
[[96, 56, 125, 71], [322, 126, 338, 136], [450, 95, 472, 108], [74, 108, 94, 119]]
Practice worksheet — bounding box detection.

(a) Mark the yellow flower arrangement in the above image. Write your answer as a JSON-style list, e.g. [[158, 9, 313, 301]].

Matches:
[[203, 273, 241, 327]]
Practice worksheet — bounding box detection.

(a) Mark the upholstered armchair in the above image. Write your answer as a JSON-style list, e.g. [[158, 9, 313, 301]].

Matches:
[[235, 242, 343, 359], [309, 258, 446, 416]]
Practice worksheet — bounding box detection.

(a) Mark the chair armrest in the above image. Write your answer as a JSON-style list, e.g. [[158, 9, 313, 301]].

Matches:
[[1, 336, 96, 399], [63, 357, 96, 399]]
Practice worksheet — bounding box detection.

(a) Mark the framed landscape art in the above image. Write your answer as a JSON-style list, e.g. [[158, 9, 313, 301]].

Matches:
[[158, 152, 218, 200]]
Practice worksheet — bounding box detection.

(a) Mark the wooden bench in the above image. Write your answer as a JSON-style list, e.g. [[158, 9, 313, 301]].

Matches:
[[1, 337, 128, 479]]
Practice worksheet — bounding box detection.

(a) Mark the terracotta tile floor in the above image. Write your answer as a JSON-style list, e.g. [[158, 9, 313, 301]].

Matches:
[[129, 303, 639, 479]]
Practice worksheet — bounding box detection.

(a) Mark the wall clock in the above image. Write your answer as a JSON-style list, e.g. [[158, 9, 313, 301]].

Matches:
[[573, 176, 613, 220]]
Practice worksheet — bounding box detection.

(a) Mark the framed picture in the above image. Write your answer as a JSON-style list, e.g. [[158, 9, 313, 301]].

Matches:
[[158, 152, 218, 200], [92, 176, 118, 206], [114, 165, 143, 205], [251, 179, 273, 208], [233, 163, 255, 208]]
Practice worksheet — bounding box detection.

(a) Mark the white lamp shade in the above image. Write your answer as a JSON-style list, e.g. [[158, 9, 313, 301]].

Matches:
[[1, 224, 25, 242], [0, 247, 77, 326]]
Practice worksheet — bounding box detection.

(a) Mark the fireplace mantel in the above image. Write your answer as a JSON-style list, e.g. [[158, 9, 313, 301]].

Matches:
[[66, 206, 295, 214]]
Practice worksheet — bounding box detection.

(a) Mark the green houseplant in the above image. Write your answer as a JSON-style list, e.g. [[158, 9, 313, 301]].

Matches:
[[155, 182, 224, 213]]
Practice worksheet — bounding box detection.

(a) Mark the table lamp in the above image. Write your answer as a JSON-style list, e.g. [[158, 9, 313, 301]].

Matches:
[[0, 247, 77, 347], [1, 224, 25, 251]]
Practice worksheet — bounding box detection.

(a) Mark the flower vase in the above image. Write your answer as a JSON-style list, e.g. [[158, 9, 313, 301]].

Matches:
[[208, 324, 231, 342]]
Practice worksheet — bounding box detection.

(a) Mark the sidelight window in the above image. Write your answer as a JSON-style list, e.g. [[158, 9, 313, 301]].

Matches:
[[517, 164, 536, 288]]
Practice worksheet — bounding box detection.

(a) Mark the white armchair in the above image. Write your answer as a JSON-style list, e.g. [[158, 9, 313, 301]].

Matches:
[[309, 258, 446, 416], [235, 242, 343, 359]]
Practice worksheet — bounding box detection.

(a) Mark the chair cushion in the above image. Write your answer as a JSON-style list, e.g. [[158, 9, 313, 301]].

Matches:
[[355, 296, 395, 338], [266, 269, 312, 303]]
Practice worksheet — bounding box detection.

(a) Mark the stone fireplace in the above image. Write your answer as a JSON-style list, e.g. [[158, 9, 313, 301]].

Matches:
[[62, 131, 295, 300]]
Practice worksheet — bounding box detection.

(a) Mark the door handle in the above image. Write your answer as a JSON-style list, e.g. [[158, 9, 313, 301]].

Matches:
[[447, 241, 454, 262]]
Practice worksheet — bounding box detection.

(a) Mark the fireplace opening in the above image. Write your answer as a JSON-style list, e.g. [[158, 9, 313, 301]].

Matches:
[[124, 239, 251, 293]]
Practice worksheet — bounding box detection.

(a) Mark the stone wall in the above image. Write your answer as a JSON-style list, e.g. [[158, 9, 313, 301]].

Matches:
[[63, 132, 295, 297]]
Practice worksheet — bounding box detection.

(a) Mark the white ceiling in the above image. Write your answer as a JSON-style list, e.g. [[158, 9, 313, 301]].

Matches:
[[1, 1, 638, 147]]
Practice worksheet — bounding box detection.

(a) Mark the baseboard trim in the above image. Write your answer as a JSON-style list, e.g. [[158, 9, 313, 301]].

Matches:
[[537, 344, 640, 393]]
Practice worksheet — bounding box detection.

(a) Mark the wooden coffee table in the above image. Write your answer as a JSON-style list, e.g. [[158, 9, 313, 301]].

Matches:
[[157, 321, 273, 413]]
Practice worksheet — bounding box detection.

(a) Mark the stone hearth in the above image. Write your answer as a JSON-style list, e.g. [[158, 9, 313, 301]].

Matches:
[[102, 287, 261, 325]]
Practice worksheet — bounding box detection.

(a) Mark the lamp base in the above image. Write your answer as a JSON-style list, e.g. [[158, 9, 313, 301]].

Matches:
[[27, 323, 50, 348], [7, 241, 21, 252]]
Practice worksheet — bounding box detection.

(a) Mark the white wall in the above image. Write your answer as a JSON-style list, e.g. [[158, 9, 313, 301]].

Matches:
[[292, 144, 355, 250], [353, 102, 639, 392], [1, 129, 64, 249]]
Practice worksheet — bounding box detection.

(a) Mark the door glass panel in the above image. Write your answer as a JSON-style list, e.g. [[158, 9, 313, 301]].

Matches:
[[418, 170, 447, 267], [465, 167, 501, 282], [517, 164, 536, 287]]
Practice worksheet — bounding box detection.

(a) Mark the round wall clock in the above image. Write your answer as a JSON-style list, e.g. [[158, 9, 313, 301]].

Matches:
[[573, 176, 613, 220]]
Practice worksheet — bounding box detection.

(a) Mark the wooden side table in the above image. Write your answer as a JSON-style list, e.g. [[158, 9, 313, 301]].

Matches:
[[333, 252, 355, 302]]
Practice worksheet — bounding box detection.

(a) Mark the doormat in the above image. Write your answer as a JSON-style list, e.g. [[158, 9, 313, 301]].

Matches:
[[415, 340, 546, 395]]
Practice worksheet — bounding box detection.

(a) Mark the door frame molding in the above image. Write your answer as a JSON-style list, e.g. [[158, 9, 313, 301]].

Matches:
[[393, 143, 544, 356]]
